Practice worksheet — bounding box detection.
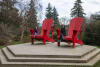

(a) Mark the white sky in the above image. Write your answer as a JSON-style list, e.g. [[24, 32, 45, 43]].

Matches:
[[18, 0, 100, 23], [41, 0, 100, 18]]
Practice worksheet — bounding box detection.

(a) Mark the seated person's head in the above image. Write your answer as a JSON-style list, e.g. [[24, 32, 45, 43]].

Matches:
[[61, 25, 65, 28]]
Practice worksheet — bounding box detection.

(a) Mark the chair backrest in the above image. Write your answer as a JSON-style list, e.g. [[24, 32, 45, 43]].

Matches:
[[68, 17, 83, 37], [41, 18, 53, 36], [30, 29, 34, 35]]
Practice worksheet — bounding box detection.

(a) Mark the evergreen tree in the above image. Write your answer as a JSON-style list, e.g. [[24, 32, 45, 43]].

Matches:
[[90, 12, 100, 21], [71, 0, 85, 17], [45, 3, 53, 18], [83, 12, 100, 46], [27, 0, 37, 28], [52, 7, 59, 25]]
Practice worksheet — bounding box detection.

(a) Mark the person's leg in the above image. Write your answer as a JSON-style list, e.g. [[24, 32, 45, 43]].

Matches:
[[58, 34, 63, 46], [62, 35, 64, 40], [60, 34, 63, 41], [34, 32, 37, 38]]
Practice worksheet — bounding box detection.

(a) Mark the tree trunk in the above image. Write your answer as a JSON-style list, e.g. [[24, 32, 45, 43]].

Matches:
[[20, 29, 24, 41]]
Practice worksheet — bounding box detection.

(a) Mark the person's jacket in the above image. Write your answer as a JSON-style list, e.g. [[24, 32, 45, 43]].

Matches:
[[61, 27, 66, 36]]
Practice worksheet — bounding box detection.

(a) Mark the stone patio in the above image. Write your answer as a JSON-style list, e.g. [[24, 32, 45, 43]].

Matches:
[[0, 42, 100, 67]]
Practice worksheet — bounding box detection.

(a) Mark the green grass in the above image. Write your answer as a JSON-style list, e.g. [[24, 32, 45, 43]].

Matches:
[[97, 46, 100, 48], [8, 41, 22, 45], [0, 41, 23, 49], [94, 61, 100, 67], [0, 45, 5, 49]]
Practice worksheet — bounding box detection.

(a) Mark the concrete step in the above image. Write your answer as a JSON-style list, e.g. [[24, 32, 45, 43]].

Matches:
[[6, 46, 97, 58], [0, 50, 100, 67], [2, 47, 100, 63]]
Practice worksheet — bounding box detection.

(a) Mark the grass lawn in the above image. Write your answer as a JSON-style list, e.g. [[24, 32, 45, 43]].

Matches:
[[0, 45, 5, 49], [94, 61, 100, 67], [8, 41, 23, 45]]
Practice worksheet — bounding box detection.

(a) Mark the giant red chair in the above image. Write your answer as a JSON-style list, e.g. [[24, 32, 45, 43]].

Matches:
[[30, 18, 54, 45], [56, 17, 84, 48]]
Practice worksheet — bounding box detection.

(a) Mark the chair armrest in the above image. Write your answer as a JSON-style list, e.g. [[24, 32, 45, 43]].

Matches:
[[30, 29, 34, 39], [30, 29, 34, 35]]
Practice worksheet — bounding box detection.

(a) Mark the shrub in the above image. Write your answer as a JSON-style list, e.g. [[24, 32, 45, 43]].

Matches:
[[0, 39, 7, 46], [83, 21, 100, 46]]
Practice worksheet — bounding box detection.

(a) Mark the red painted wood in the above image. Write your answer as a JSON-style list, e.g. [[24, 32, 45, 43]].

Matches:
[[56, 17, 84, 48], [30, 18, 54, 45]]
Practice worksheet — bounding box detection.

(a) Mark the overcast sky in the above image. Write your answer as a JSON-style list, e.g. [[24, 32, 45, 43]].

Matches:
[[19, 0, 100, 21], [41, 0, 100, 18]]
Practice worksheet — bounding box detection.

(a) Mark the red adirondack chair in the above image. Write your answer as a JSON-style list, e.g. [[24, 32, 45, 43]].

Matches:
[[30, 18, 54, 45], [56, 17, 84, 48]]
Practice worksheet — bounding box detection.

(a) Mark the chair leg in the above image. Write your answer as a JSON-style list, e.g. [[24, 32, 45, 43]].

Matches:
[[80, 31, 83, 45], [73, 42, 75, 48], [73, 37, 75, 48], [44, 40, 46, 45], [31, 38, 34, 45], [58, 42, 60, 46]]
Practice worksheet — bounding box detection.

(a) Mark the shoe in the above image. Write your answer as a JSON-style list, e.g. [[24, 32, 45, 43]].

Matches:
[[58, 42, 60, 46]]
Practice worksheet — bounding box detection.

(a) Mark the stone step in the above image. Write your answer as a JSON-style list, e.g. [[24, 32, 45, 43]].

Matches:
[[0, 50, 100, 67], [6, 46, 97, 58], [2, 47, 100, 63]]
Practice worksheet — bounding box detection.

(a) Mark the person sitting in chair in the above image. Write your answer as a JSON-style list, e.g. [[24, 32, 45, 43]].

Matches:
[[34, 26, 38, 38], [58, 25, 66, 46]]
